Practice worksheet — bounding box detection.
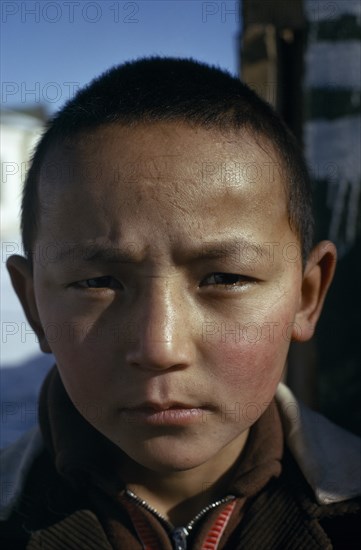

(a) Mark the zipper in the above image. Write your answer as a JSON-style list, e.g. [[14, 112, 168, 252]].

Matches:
[[125, 488, 235, 550]]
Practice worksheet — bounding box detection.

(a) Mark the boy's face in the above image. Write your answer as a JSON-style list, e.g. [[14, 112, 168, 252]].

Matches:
[[12, 123, 324, 473]]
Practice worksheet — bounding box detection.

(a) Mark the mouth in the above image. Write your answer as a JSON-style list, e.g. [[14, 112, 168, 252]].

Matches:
[[119, 401, 214, 426], [136, 401, 200, 411]]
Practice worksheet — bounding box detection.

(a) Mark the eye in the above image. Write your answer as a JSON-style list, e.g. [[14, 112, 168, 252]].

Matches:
[[73, 276, 122, 290], [200, 272, 252, 288]]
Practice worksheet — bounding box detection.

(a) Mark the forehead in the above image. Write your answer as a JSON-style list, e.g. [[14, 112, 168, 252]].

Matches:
[[38, 122, 290, 248]]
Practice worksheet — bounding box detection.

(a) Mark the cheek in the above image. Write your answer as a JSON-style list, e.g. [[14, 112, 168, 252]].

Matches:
[[35, 289, 114, 366], [33, 291, 127, 408], [205, 313, 293, 401], [41, 320, 113, 406]]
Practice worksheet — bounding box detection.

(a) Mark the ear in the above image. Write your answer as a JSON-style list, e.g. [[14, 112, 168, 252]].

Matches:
[[6, 255, 52, 353], [292, 241, 337, 342]]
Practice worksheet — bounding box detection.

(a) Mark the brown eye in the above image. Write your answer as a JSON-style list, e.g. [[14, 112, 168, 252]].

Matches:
[[76, 276, 122, 289], [86, 276, 113, 288], [201, 273, 249, 286]]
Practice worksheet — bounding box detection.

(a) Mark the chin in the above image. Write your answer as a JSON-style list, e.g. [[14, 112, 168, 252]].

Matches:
[[118, 439, 215, 473]]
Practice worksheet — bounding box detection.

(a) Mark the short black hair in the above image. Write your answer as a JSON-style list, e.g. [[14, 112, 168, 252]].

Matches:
[[22, 57, 314, 264]]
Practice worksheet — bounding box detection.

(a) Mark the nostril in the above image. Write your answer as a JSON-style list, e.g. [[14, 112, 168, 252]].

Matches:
[[125, 332, 193, 372]]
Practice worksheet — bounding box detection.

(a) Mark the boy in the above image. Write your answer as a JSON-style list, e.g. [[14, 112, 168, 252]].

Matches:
[[1, 57, 360, 549]]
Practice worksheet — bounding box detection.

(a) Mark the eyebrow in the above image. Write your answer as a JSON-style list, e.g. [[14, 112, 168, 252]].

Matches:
[[53, 237, 270, 266], [53, 243, 141, 264], [188, 238, 269, 263]]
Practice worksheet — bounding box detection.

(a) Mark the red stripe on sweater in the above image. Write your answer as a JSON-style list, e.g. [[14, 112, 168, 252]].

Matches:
[[200, 500, 236, 550], [124, 500, 160, 550]]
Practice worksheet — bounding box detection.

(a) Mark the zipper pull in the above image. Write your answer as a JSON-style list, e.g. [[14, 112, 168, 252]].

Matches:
[[171, 526, 189, 550]]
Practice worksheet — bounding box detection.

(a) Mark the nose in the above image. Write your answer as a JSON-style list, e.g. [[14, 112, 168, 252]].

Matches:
[[125, 277, 195, 371]]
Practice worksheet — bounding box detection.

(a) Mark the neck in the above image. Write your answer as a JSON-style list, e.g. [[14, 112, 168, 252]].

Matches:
[[123, 430, 249, 526]]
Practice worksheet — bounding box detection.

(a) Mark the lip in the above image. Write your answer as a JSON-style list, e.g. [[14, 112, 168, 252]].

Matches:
[[119, 402, 210, 426], [136, 401, 199, 411]]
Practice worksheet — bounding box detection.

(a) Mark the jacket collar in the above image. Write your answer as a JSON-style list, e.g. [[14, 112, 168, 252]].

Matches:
[[276, 383, 361, 504]]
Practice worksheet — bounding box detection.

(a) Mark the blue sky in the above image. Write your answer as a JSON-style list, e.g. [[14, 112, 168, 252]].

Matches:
[[1, 0, 241, 114]]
